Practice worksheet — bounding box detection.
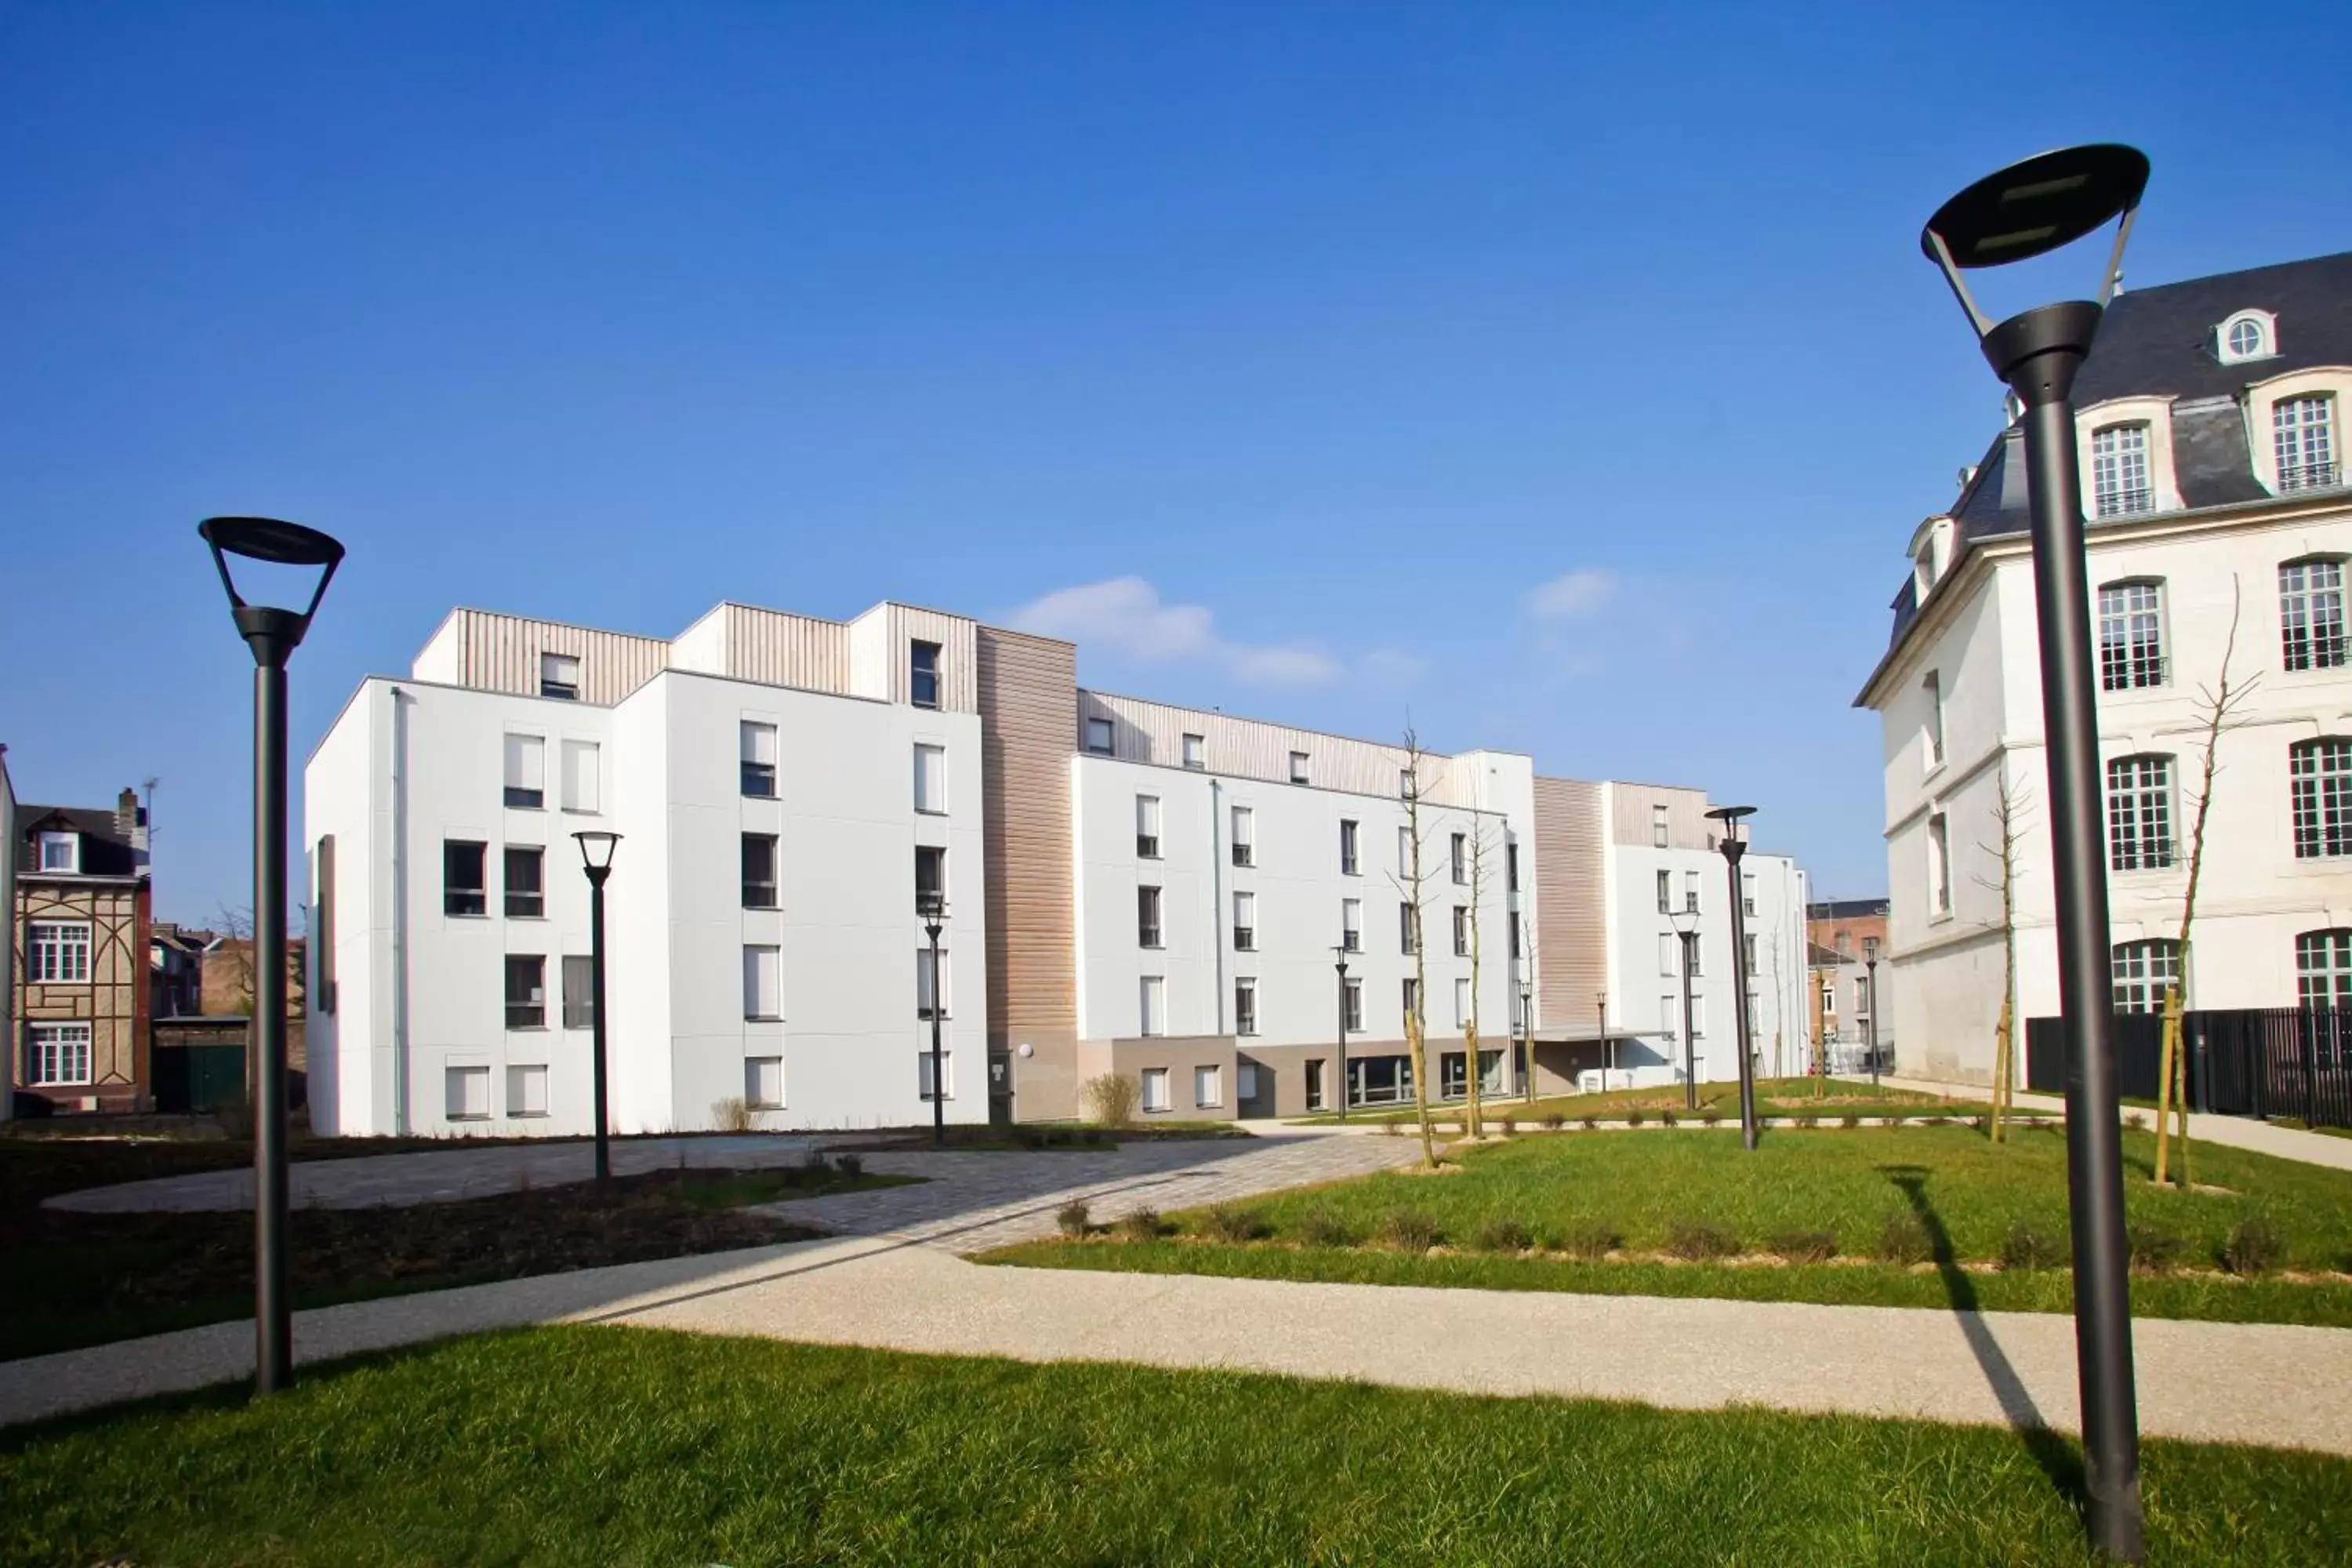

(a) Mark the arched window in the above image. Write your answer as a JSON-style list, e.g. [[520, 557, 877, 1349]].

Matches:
[[2290, 739, 2352, 858], [2090, 424, 2153, 517], [2276, 394, 2339, 493], [2218, 310, 2275, 365], [2281, 558, 2348, 671], [2296, 930, 2352, 1011], [2111, 940, 2180, 1014], [2097, 580, 2165, 690], [2105, 754, 2175, 871]]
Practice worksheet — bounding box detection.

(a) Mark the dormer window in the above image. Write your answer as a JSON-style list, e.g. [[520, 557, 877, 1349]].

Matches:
[[2217, 310, 2276, 365], [2277, 395, 2339, 493], [38, 830, 79, 873], [539, 653, 580, 701], [2090, 424, 2154, 517]]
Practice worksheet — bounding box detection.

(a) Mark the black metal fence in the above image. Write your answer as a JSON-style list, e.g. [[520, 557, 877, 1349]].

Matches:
[[2025, 1007, 2352, 1128]]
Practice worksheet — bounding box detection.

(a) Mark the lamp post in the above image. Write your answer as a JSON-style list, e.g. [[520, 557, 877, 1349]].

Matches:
[[922, 895, 948, 1146], [1921, 144, 2149, 1563], [1707, 807, 1759, 1150], [1864, 935, 1882, 1087], [1519, 982, 1534, 1102], [1595, 989, 1610, 1084], [1333, 945, 1352, 1118], [572, 832, 621, 1183], [198, 516, 344, 1397], [1663, 906, 1700, 1113]]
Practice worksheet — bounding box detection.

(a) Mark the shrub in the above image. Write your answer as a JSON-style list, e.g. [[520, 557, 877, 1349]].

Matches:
[[1875, 1214, 1932, 1265], [1625, 1110, 1646, 1127], [1377, 1209, 1443, 1251], [1564, 1221, 1622, 1260], [1380, 1118, 1403, 1137], [712, 1096, 756, 1133], [1292, 1207, 1352, 1247], [800, 1145, 832, 1171], [1497, 1117, 1517, 1136], [1667, 1219, 1742, 1261], [2223, 1217, 2287, 1277], [1840, 1114, 1861, 1130], [2125, 1111, 2147, 1131], [1771, 1229, 1838, 1265], [1471, 1218, 1534, 1254], [1081, 1073, 1139, 1127], [1201, 1203, 1269, 1243], [833, 1153, 864, 1178], [1795, 1114, 1819, 1130], [1576, 1116, 1595, 1131], [1701, 1112, 1722, 1127], [1998, 1225, 2069, 1272], [1658, 1109, 1678, 1127], [1924, 1115, 1951, 1127], [1055, 1200, 1091, 1239], [2129, 1224, 2186, 1274], [1116, 1207, 1163, 1243]]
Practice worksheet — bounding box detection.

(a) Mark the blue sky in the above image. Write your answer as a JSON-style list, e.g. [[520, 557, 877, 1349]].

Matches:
[[5, 3, 2348, 926]]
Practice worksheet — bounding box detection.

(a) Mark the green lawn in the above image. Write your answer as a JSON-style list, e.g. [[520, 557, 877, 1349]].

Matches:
[[1297, 1076, 1976, 1126], [5, 1327, 2348, 1566], [985, 1124, 2352, 1326]]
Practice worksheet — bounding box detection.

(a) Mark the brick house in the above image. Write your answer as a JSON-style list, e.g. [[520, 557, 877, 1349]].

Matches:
[[12, 788, 151, 1112]]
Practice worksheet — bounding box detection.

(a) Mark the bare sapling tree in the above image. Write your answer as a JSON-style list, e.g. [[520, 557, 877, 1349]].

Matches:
[[1392, 730, 1439, 1168], [1973, 774, 2034, 1144], [209, 902, 259, 1018], [1519, 914, 1541, 1104], [2158, 578, 2260, 1186], [1461, 820, 1502, 1142]]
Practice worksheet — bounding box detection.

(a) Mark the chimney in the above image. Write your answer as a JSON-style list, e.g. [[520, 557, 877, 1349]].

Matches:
[[115, 788, 137, 840]]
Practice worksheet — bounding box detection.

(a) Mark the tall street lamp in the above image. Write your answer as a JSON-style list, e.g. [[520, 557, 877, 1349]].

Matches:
[[1595, 989, 1610, 1083], [1921, 143, 2149, 1563], [572, 831, 621, 1183], [1519, 982, 1534, 1102], [922, 894, 948, 1146], [1707, 807, 1760, 1150], [1863, 935, 1882, 1088], [1332, 945, 1352, 1119], [198, 515, 344, 1398], [1662, 906, 1700, 1113]]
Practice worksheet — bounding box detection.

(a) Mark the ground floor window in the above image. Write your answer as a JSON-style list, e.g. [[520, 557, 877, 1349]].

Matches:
[[2297, 929, 2352, 1010], [1304, 1058, 1327, 1112], [506, 1064, 549, 1117], [1140, 1066, 1171, 1112], [1236, 1062, 1258, 1102], [746, 1056, 783, 1109], [445, 1065, 491, 1120], [1194, 1063, 1221, 1109], [2111, 939, 2180, 1014], [1438, 1049, 1506, 1101], [1348, 1054, 1414, 1107], [27, 1022, 93, 1087], [918, 1049, 953, 1102]]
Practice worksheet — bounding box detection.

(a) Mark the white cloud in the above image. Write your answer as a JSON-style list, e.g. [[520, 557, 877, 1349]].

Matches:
[[1525, 568, 1618, 621], [1010, 576, 1341, 686]]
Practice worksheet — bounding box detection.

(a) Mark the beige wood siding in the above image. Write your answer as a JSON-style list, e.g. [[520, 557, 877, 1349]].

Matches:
[[720, 604, 855, 694], [447, 609, 670, 706], [1610, 782, 1715, 850], [977, 626, 1077, 1047], [1533, 776, 1607, 1032], [1077, 691, 1458, 804]]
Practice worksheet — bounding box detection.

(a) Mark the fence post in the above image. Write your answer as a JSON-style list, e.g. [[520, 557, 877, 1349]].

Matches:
[[2301, 1011, 2321, 1124]]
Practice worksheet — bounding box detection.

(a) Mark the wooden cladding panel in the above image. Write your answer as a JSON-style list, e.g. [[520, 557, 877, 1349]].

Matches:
[[1532, 776, 1607, 1032], [977, 626, 1077, 1040], [455, 609, 670, 706], [722, 604, 854, 695], [1077, 691, 1459, 804], [1610, 782, 1715, 850]]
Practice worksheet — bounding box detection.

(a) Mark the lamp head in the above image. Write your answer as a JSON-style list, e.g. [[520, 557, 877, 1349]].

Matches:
[[1919, 143, 2149, 339], [1705, 805, 1755, 864], [573, 830, 622, 878], [1332, 942, 1351, 974], [918, 891, 947, 929], [198, 516, 345, 666], [1864, 935, 1881, 962]]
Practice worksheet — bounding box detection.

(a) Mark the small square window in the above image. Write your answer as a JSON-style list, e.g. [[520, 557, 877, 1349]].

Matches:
[[445, 1065, 492, 1120], [1182, 733, 1205, 770], [505, 955, 546, 1029], [1194, 1063, 1221, 1109], [746, 1056, 784, 1109], [1140, 1065, 1170, 1112], [1086, 717, 1115, 755], [506, 1064, 549, 1118], [540, 653, 580, 701], [503, 845, 545, 918], [37, 831, 78, 873], [741, 721, 778, 797], [910, 640, 942, 709], [743, 944, 782, 1020], [742, 833, 779, 909], [444, 840, 488, 916], [1289, 750, 1310, 784]]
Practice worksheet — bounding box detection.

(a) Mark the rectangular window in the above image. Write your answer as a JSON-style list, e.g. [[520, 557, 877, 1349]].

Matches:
[[2281, 559, 2347, 671], [1652, 804, 1669, 848], [1742, 873, 1756, 917], [1835, 931, 1851, 956], [1230, 807, 1254, 866], [913, 742, 947, 814], [744, 944, 782, 1019], [915, 946, 951, 1019], [561, 739, 601, 812], [1453, 977, 1470, 1027], [746, 1056, 784, 1109], [1136, 795, 1162, 858], [2098, 581, 2165, 690], [741, 721, 778, 797], [1341, 898, 1363, 952], [2107, 754, 2176, 871], [1140, 1065, 1170, 1112], [1138, 886, 1163, 948], [505, 955, 546, 1029], [503, 845, 545, 917], [2091, 423, 2153, 517], [1660, 933, 1677, 976], [1922, 671, 1944, 768], [26, 920, 92, 983], [1340, 818, 1359, 875], [1507, 843, 1519, 892], [314, 833, 337, 1014], [2292, 739, 2352, 858], [1400, 767, 1417, 800], [1854, 977, 1870, 1015], [1690, 995, 1708, 1039], [1821, 982, 1836, 1018], [1400, 901, 1416, 955], [2111, 940, 2180, 1014], [742, 833, 779, 908], [1182, 732, 1205, 770], [1289, 750, 1310, 784], [506, 1064, 549, 1118], [1509, 913, 1521, 960], [562, 955, 594, 1029], [1453, 905, 1469, 957], [1403, 977, 1421, 1025], [446, 1065, 492, 1120], [1086, 717, 1115, 755], [1450, 833, 1467, 884], [1398, 826, 1412, 876], [1928, 813, 1953, 915], [1343, 977, 1363, 1033], [1237, 1062, 1258, 1101], [2296, 929, 2352, 1009], [1139, 975, 1166, 1036], [1688, 939, 1703, 978], [917, 1047, 953, 1102], [503, 734, 546, 809], [1683, 871, 1699, 913], [1305, 1059, 1327, 1111], [2276, 395, 2338, 492], [909, 640, 942, 709], [1232, 891, 1256, 951], [1232, 975, 1260, 1036], [37, 830, 78, 872], [1661, 993, 1678, 1040], [539, 653, 579, 701], [1194, 1064, 1221, 1109], [25, 1022, 91, 1086], [1743, 933, 1758, 976], [1655, 869, 1671, 914], [444, 840, 488, 916], [915, 845, 946, 913]]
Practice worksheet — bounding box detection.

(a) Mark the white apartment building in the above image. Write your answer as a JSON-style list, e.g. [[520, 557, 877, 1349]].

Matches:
[[1858, 250, 2352, 1083], [308, 597, 1813, 1134]]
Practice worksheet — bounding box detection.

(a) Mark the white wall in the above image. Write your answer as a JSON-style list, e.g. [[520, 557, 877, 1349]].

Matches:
[[1605, 844, 1805, 1084]]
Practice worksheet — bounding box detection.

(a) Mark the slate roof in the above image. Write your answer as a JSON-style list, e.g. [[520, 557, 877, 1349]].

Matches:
[[17, 804, 144, 879], [1884, 250, 2352, 655]]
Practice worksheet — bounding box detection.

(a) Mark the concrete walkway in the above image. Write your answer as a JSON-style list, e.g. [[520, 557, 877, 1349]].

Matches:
[[8, 1234, 2350, 1455], [1882, 1076, 2352, 1174]]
